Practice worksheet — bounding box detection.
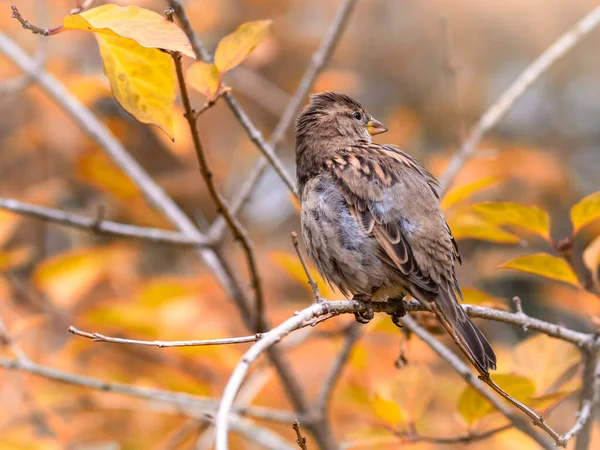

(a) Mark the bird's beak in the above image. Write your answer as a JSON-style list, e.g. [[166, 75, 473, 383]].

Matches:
[[366, 118, 388, 136]]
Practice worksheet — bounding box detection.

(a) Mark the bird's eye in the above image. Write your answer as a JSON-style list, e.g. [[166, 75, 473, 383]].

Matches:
[[352, 111, 362, 120]]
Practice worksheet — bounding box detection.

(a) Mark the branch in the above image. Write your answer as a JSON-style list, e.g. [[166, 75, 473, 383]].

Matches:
[[389, 423, 511, 445], [572, 349, 600, 450], [68, 326, 262, 348], [400, 316, 555, 449], [208, 0, 357, 241], [169, 45, 265, 332], [438, 4, 600, 193], [0, 198, 211, 247]]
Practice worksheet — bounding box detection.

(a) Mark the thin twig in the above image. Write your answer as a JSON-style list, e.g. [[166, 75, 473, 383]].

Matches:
[[11, 6, 63, 36], [293, 421, 309, 450], [0, 198, 211, 247], [291, 232, 323, 301], [170, 47, 266, 333], [68, 326, 263, 348], [572, 348, 600, 449], [208, 0, 357, 241], [438, 4, 600, 193]]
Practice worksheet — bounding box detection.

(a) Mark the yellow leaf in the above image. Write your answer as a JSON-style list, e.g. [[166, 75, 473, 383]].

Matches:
[[500, 253, 580, 287], [94, 33, 175, 137], [441, 177, 502, 211], [458, 373, 535, 425], [513, 334, 580, 393], [471, 202, 550, 240], [371, 394, 405, 425], [571, 191, 600, 234], [269, 251, 334, 298], [349, 345, 368, 370], [78, 151, 142, 201], [461, 287, 506, 308], [64, 4, 195, 58], [390, 364, 434, 423], [447, 210, 520, 244], [186, 61, 221, 100], [215, 20, 272, 72]]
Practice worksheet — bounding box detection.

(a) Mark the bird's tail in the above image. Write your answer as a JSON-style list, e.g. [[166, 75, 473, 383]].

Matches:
[[425, 289, 497, 373]]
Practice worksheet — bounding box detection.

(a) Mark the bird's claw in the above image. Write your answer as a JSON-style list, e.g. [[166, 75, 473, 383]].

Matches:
[[354, 307, 374, 324], [387, 296, 407, 328]]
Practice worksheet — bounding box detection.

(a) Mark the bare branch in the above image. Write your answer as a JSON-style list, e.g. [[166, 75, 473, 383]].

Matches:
[[170, 49, 265, 332], [388, 423, 512, 445], [0, 198, 211, 247], [68, 326, 262, 348], [439, 4, 600, 193], [291, 232, 323, 302], [572, 349, 600, 449], [208, 0, 358, 241]]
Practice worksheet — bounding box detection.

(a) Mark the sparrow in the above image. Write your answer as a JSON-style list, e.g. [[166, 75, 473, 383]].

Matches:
[[295, 92, 496, 373]]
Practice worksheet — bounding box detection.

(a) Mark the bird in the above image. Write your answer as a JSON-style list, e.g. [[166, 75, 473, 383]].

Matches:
[[295, 91, 496, 373]]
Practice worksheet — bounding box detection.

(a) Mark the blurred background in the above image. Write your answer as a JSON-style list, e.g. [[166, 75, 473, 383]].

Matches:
[[1, 0, 600, 448]]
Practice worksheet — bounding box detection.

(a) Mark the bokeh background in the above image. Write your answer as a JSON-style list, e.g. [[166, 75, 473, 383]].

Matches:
[[1, 0, 600, 448]]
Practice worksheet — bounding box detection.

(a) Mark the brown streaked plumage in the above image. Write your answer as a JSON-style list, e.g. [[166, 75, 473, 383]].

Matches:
[[295, 92, 496, 373]]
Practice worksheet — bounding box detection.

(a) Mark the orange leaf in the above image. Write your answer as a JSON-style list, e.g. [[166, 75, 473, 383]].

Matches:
[[571, 191, 600, 234], [64, 4, 195, 58], [0, 247, 32, 271], [215, 20, 272, 72], [390, 364, 434, 423], [186, 61, 221, 100], [499, 253, 580, 287]]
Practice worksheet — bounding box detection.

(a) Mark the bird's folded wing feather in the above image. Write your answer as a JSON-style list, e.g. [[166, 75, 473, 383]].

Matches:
[[326, 143, 460, 294]]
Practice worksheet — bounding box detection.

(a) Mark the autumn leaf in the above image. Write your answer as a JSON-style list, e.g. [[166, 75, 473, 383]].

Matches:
[[186, 61, 221, 100], [458, 373, 535, 425], [447, 210, 520, 244], [0, 247, 32, 271], [499, 253, 580, 287], [215, 20, 272, 72], [570, 191, 600, 234], [371, 394, 405, 425], [63, 4, 195, 58], [441, 177, 502, 211], [471, 202, 550, 240]]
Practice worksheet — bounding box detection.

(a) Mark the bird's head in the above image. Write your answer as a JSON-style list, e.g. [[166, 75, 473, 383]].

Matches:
[[295, 92, 387, 143]]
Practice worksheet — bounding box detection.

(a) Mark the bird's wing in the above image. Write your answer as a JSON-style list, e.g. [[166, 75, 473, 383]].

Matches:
[[326, 143, 460, 295]]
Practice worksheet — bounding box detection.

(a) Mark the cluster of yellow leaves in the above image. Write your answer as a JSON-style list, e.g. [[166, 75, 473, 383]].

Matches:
[[62, 5, 271, 138], [186, 20, 272, 100], [442, 178, 600, 289]]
